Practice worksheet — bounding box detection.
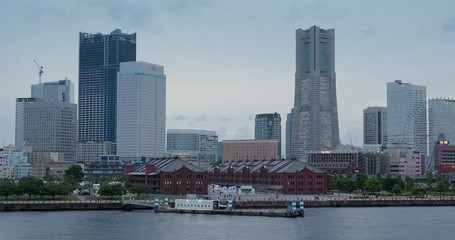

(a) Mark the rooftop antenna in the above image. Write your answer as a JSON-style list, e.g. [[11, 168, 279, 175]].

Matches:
[[33, 59, 43, 84]]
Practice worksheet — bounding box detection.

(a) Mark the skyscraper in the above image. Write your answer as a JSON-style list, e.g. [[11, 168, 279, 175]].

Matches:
[[21, 101, 77, 162], [428, 98, 455, 171], [31, 79, 75, 103], [15, 98, 36, 151], [363, 106, 387, 145], [291, 25, 339, 160], [255, 112, 281, 158], [78, 29, 136, 143], [117, 61, 166, 158], [386, 80, 427, 156], [285, 109, 294, 159]]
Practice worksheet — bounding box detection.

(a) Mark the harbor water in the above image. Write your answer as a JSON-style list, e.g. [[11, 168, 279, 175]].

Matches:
[[0, 207, 454, 240]]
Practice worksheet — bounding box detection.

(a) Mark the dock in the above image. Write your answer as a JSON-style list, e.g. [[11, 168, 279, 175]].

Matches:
[[155, 208, 303, 218]]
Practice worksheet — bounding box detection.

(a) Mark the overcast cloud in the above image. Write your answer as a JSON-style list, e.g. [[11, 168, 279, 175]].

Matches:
[[1, 0, 454, 155]]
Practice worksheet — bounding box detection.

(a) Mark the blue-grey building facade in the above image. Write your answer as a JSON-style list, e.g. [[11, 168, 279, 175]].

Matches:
[[255, 112, 282, 158], [78, 29, 136, 143], [291, 26, 340, 161], [31, 79, 75, 104]]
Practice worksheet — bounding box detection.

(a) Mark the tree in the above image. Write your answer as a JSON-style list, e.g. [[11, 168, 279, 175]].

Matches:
[[64, 165, 84, 191], [17, 176, 43, 200], [355, 173, 368, 191], [364, 179, 382, 193], [341, 179, 357, 192], [404, 176, 414, 191], [426, 172, 434, 190], [99, 183, 124, 200], [0, 178, 16, 200], [411, 183, 426, 196], [215, 160, 222, 166], [392, 183, 402, 195], [384, 174, 394, 191], [64, 165, 84, 182], [129, 183, 148, 197], [42, 182, 70, 200], [435, 180, 448, 193]]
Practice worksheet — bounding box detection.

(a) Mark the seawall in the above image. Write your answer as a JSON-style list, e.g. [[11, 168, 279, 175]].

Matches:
[[2, 199, 455, 212]]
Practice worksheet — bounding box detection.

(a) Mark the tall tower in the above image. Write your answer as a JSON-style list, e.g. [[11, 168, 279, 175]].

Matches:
[[428, 98, 455, 171], [291, 26, 339, 160], [387, 80, 427, 155], [117, 61, 166, 158], [363, 106, 387, 145], [255, 113, 281, 158], [78, 29, 136, 143]]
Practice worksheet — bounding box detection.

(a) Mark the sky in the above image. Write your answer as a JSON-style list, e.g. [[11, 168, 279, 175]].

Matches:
[[0, 0, 454, 152]]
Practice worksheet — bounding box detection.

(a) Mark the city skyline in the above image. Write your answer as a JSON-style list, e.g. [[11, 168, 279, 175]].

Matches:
[[1, 1, 455, 148]]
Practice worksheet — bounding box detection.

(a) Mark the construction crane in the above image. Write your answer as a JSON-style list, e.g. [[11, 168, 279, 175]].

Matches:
[[33, 59, 43, 84]]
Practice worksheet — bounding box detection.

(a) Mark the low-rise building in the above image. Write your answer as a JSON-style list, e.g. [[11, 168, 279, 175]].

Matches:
[[307, 151, 359, 173], [84, 155, 124, 180], [32, 157, 71, 179], [358, 152, 390, 176], [126, 158, 328, 195], [222, 140, 279, 161], [433, 135, 455, 182], [386, 145, 423, 176]]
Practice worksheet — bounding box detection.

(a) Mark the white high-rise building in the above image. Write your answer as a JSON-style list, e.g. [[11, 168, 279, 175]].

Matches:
[[386, 80, 427, 156], [428, 98, 455, 171], [117, 61, 166, 158]]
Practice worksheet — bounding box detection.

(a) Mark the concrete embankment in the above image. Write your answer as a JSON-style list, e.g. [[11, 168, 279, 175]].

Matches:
[[2, 199, 455, 212], [232, 199, 455, 209], [0, 201, 152, 211]]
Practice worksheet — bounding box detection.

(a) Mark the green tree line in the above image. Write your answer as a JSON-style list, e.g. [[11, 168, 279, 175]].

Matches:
[[329, 173, 451, 196]]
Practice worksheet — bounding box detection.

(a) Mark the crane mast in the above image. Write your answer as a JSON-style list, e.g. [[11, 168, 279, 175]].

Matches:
[[33, 59, 43, 84]]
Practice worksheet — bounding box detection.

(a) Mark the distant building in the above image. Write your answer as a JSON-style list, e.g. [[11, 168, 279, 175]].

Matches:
[[285, 109, 294, 159], [31, 79, 75, 103], [18, 100, 77, 162], [32, 157, 71, 180], [117, 61, 166, 159], [84, 155, 124, 180], [255, 112, 281, 157], [76, 141, 116, 163], [428, 98, 455, 171], [0, 154, 15, 179], [358, 152, 390, 176], [78, 29, 136, 144], [291, 25, 340, 160], [126, 158, 328, 195], [363, 106, 387, 145], [386, 145, 424, 176], [307, 151, 359, 173], [0, 152, 32, 180], [15, 98, 36, 151], [222, 140, 279, 161], [433, 134, 455, 182], [25, 152, 64, 165], [209, 159, 328, 194], [387, 80, 427, 156], [167, 129, 219, 168]]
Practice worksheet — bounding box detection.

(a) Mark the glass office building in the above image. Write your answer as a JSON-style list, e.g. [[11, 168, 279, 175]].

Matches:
[[78, 29, 136, 143]]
